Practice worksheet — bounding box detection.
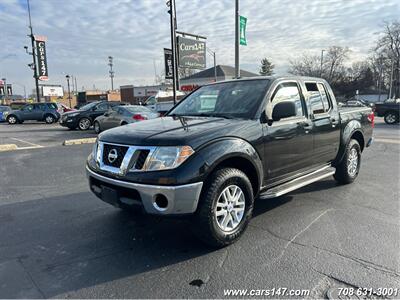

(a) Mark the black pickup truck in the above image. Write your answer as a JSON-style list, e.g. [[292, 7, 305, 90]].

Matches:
[[86, 76, 374, 247], [374, 99, 400, 124]]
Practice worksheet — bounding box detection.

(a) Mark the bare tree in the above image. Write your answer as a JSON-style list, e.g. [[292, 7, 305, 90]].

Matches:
[[373, 21, 400, 98], [289, 53, 320, 77]]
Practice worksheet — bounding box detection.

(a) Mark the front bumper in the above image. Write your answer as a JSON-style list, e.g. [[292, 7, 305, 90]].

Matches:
[[59, 115, 78, 128], [86, 166, 203, 215]]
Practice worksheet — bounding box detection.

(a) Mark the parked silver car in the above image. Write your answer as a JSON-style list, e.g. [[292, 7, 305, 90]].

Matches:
[[93, 105, 159, 133]]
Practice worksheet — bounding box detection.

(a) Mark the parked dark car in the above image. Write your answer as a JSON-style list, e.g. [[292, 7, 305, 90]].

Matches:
[[59, 101, 124, 130], [374, 99, 400, 124], [6, 103, 60, 124], [0, 105, 11, 122], [93, 105, 159, 133], [86, 76, 374, 247]]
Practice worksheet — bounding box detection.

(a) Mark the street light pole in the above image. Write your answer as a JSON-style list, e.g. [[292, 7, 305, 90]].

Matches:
[[235, 0, 240, 78], [167, 0, 177, 105], [108, 56, 114, 91], [320, 49, 325, 77], [26, 0, 40, 103], [66, 75, 71, 108], [207, 48, 217, 82]]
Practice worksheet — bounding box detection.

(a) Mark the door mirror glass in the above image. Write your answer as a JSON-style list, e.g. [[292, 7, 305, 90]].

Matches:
[[272, 101, 297, 121]]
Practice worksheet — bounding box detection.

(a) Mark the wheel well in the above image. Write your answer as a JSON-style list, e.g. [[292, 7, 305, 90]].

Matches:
[[385, 110, 399, 116], [214, 157, 259, 196], [351, 131, 365, 152]]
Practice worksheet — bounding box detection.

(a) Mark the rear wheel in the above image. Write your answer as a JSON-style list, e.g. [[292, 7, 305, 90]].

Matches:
[[192, 168, 254, 247], [94, 121, 101, 133], [7, 115, 18, 125], [44, 114, 55, 124], [384, 111, 399, 124], [78, 117, 91, 130], [334, 139, 361, 184]]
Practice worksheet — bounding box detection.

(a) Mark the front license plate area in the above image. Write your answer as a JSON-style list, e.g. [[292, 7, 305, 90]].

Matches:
[[101, 186, 119, 206]]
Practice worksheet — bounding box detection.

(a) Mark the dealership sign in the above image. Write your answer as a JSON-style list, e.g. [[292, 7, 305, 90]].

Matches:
[[164, 48, 173, 79], [35, 35, 49, 81], [177, 36, 206, 70], [42, 85, 63, 97]]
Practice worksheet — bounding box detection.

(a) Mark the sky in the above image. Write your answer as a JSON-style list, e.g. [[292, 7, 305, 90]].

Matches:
[[0, 0, 399, 96]]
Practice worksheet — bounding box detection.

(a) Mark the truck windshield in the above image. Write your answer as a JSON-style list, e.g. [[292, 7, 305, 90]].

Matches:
[[168, 79, 269, 119]]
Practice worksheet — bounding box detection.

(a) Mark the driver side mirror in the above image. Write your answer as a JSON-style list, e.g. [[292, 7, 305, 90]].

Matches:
[[104, 112, 110, 117], [272, 101, 297, 121]]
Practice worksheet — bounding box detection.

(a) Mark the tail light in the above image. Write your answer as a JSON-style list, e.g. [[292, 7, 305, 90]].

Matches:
[[367, 112, 375, 128], [133, 114, 148, 121]]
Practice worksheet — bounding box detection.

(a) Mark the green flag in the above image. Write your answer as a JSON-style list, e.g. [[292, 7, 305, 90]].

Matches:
[[239, 15, 247, 46]]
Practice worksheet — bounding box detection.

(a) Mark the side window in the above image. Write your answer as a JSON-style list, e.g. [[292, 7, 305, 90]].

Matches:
[[317, 83, 331, 112], [94, 103, 108, 111], [271, 83, 304, 118], [38, 104, 47, 110], [24, 104, 34, 111], [306, 82, 325, 115]]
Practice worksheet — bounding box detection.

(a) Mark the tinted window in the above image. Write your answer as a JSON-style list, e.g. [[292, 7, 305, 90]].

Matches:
[[79, 102, 99, 111], [95, 103, 109, 111], [317, 83, 331, 112], [306, 82, 325, 114], [38, 104, 47, 110], [0, 106, 10, 112], [24, 105, 34, 111], [47, 103, 58, 109], [271, 83, 304, 118]]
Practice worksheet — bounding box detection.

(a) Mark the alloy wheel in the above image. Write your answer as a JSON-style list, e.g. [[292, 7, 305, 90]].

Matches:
[[214, 185, 245, 232], [347, 148, 359, 177], [79, 118, 91, 130]]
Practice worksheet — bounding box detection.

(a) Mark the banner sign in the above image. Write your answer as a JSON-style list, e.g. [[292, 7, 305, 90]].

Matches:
[[239, 16, 247, 46], [177, 36, 206, 69], [42, 85, 63, 97], [35, 35, 49, 81], [164, 48, 173, 79]]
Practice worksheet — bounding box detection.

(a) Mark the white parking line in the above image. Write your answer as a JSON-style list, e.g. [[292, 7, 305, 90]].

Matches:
[[374, 138, 400, 144], [10, 137, 43, 148]]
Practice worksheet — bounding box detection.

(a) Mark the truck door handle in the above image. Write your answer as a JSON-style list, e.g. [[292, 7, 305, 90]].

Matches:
[[297, 121, 312, 133]]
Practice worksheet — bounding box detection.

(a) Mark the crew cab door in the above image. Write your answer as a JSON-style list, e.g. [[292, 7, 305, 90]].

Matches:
[[304, 81, 340, 165], [262, 81, 314, 185]]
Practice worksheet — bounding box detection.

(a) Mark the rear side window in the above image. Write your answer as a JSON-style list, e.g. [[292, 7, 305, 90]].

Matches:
[[271, 82, 304, 118], [306, 82, 324, 115], [317, 83, 331, 112], [47, 103, 57, 109], [95, 103, 109, 111]]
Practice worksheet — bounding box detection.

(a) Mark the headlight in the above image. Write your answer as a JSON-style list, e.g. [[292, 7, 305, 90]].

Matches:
[[92, 139, 99, 161], [142, 146, 194, 171]]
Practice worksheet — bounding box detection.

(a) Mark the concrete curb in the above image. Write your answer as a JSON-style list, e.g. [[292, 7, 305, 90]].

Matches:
[[62, 138, 97, 146], [0, 144, 18, 152]]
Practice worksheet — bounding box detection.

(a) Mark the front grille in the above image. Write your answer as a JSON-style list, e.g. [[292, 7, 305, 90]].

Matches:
[[102, 144, 129, 168], [134, 150, 150, 170]]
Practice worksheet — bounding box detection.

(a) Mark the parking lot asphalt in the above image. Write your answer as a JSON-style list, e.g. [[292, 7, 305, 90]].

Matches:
[[0, 119, 399, 299]]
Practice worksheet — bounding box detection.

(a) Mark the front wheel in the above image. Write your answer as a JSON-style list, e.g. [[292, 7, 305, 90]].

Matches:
[[334, 139, 361, 184], [192, 168, 254, 247], [384, 112, 399, 124], [78, 117, 91, 130]]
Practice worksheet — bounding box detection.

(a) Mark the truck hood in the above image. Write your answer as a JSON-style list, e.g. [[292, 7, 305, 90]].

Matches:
[[98, 116, 261, 149]]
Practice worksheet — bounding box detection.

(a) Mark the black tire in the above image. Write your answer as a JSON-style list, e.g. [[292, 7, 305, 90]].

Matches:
[[7, 115, 18, 125], [78, 117, 91, 130], [192, 168, 254, 248], [94, 121, 101, 133], [384, 111, 399, 125], [334, 139, 361, 184], [121, 122, 128, 126], [44, 114, 55, 124]]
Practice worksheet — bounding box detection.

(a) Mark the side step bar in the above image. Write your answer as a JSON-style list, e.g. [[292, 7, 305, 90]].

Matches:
[[261, 166, 336, 199]]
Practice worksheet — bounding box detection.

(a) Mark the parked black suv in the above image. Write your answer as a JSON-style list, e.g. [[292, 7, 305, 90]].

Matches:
[[7, 103, 60, 124], [60, 101, 124, 130], [87, 77, 374, 247]]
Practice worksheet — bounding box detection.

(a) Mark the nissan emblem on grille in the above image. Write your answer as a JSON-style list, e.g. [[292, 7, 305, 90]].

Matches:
[[108, 149, 118, 163]]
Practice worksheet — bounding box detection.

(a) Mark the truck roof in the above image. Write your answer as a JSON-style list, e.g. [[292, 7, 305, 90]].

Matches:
[[209, 75, 328, 84]]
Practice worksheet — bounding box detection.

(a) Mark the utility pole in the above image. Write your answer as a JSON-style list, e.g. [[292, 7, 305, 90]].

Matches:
[[207, 48, 217, 82], [166, 0, 178, 105], [235, 0, 240, 78], [108, 56, 114, 91], [320, 49, 325, 77], [1, 78, 8, 102], [26, 0, 40, 102], [75, 76, 78, 94], [66, 75, 71, 108]]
